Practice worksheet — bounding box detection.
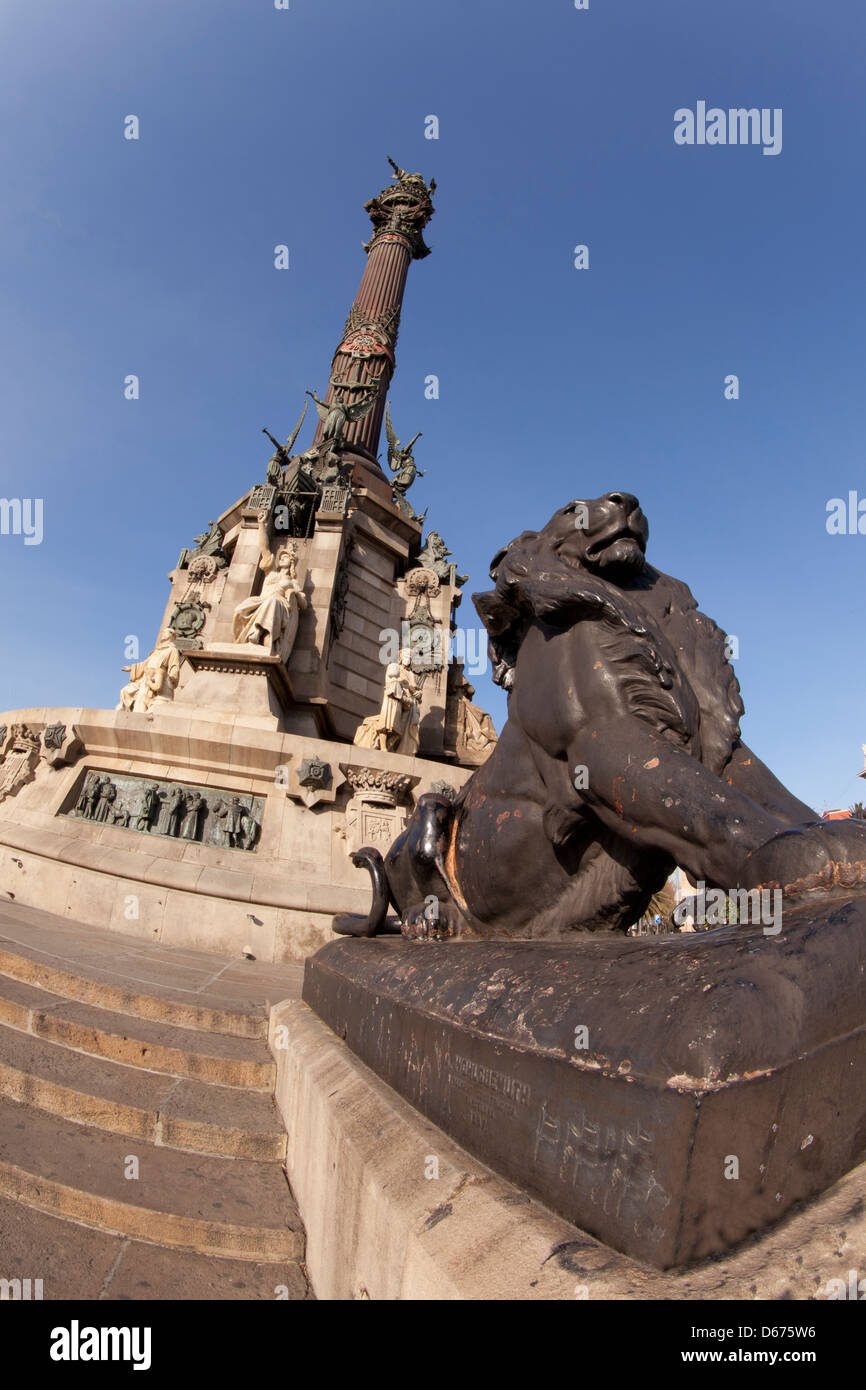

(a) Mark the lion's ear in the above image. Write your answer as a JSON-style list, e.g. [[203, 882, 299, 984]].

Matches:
[[473, 589, 520, 639]]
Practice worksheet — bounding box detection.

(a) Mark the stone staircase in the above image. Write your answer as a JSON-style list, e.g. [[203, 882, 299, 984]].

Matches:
[[0, 902, 311, 1300]]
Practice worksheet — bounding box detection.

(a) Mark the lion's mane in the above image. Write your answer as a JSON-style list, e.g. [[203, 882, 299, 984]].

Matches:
[[473, 525, 744, 777]]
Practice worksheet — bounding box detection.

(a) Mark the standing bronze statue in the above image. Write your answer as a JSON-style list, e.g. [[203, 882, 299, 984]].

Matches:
[[305, 378, 379, 449], [262, 400, 308, 485], [335, 491, 866, 939], [384, 402, 424, 518]]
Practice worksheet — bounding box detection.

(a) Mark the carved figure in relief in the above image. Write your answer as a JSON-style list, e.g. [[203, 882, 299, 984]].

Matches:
[[209, 796, 242, 848], [75, 772, 102, 819], [180, 790, 206, 841], [155, 785, 185, 837], [231, 513, 307, 663], [92, 778, 117, 823], [238, 804, 260, 851], [134, 782, 160, 831]]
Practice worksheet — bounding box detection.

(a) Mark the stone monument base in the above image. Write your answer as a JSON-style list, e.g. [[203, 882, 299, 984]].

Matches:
[[0, 706, 472, 964], [272, 996, 866, 1300], [171, 647, 326, 735], [303, 897, 866, 1269]]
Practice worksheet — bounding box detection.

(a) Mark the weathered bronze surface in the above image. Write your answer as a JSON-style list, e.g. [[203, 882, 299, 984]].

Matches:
[[335, 492, 866, 940], [306, 896, 866, 1267]]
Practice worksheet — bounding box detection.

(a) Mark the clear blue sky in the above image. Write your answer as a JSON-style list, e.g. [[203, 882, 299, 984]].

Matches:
[[1, 0, 864, 812]]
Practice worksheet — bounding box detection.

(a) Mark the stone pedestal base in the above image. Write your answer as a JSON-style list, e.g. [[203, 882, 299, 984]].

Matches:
[[303, 898, 866, 1269], [173, 647, 326, 736], [272, 997, 866, 1300], [0, 706, 473, 964]]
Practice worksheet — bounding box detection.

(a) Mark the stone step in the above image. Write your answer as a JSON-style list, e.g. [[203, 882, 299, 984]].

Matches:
[[0, 906, 306, 1038], [0, 975, 274, 1089], [0, 1194, 311, 1299], [0, 1027, 287, 1160], [0, 1096, 303, 1263]]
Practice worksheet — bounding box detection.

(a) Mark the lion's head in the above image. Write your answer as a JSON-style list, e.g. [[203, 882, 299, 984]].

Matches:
[[473, 491, 743, 775], [474, 493, 654, 689], [538, 492, 649, 581]]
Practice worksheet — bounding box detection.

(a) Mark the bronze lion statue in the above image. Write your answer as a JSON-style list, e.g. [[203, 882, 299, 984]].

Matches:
[[335, 492, 866, 940]]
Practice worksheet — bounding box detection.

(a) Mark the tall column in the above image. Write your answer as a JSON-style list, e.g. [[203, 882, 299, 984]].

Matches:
[[311, 159, 435, 490]]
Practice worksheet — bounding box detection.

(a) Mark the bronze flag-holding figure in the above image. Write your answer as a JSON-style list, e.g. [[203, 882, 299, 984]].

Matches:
[[262, 399, 308, 486], [385, 402, 425, 520]]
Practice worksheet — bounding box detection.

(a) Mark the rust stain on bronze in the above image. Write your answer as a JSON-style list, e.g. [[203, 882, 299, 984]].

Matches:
[[444, 812, 470, 914]]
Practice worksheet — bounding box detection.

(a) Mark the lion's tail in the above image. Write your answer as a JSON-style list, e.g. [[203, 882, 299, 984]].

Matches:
[[332, 847, 401, 937]]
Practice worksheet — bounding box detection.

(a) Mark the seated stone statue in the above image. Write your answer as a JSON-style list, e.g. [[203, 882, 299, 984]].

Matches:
[[446, 667, 498, 762], [335, 492, 866, 941], [231, 511, 307, 663], [117, 629, 181, 713], [353, 649, 420, 757]]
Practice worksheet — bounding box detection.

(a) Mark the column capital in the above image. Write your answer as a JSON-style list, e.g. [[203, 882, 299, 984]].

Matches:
[[363, 157, 436, 260]]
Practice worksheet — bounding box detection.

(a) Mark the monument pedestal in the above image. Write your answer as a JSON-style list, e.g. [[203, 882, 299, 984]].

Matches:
[[303, 897, 866, 1269], [0, 706, 473, 964], [272, 994, 866, 1299], [174, 647, 327, 737]]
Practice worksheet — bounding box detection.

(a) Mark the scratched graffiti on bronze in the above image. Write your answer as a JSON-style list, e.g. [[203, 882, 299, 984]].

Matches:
[[450, 1054, 530, 1107], [534, 1099, 670, 1245]]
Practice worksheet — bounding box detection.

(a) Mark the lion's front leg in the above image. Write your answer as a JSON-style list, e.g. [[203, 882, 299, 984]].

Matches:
[[569, 719, 781, 889], [383, 793, 474, 941]]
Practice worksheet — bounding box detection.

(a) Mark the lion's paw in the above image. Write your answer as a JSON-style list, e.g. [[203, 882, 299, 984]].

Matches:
[[401, 899, 460, 942], [743, 821, 866, 898]]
